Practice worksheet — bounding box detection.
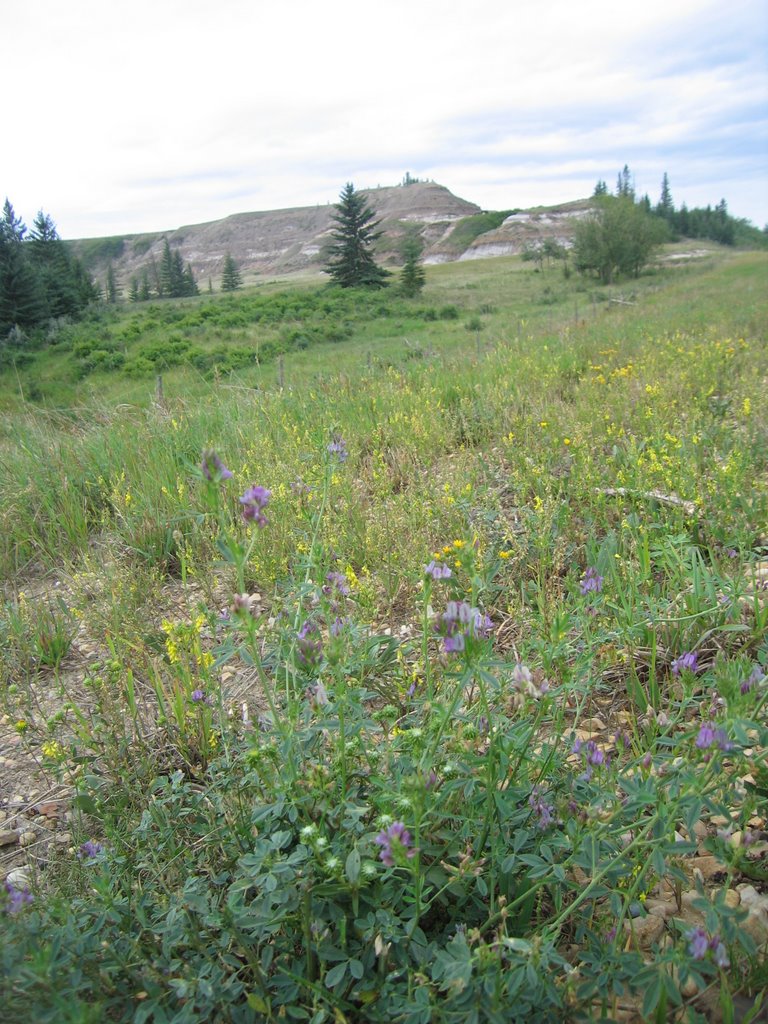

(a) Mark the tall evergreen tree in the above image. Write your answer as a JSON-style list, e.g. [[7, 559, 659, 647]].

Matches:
[[656, 173, 674, 221], [615, 164, 635, 200], [220, 252, 242, 291], [323, 183, 389, 289], [105, 264, 119, 303], [399, 234, 426, 297]]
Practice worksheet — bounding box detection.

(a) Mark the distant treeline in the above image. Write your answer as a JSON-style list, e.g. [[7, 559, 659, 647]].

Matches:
[[0, 199, 99, 338], [594, 167, 768, 248]]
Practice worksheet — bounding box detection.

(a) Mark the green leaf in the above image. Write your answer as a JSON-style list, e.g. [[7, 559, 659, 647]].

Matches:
[[325, 961, 347, 988], [345, 848, 361, 885], [72, 793, 99, 816], [247, 993, 269, 1013]]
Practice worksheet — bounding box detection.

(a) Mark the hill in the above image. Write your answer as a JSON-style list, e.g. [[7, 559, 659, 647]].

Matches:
[[69, 183, 595, 292]]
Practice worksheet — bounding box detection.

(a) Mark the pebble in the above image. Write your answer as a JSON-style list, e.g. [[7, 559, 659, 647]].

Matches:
[[4, 867, 32, 888], [19, 830, 37, 847], [0, 829, 19, 846], [624, 913, 664, 950], [580, 717, 606, 732], [645, 899, 675, 919], [54, 831, 72, 845]]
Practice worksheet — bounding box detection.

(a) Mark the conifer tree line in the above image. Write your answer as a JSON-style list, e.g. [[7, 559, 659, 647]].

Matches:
[[592, 166, 765, 248], [128, 239, 199, 302], [0, 199, 99, 337]]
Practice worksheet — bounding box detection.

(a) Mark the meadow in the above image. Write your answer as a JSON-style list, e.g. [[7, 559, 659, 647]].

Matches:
[[0, 246, 767, 1023]]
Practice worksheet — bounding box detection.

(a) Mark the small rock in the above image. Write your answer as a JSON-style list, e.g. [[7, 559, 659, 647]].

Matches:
[[580, 717, 607, 732], [55, 831, 72, 845], [682, 977, 699, 998], [724, 889, 740, 909], [0, 829, 19, 847], [38, 802, 63, 820], [692, 819, 708, 841], [629, 901, 644, 918], [19, 830, 37, 847], [691, 855, 729, 881], [4, 867, 32, 888], [645, 899, 675, 919], [625, 913, 665, 950]]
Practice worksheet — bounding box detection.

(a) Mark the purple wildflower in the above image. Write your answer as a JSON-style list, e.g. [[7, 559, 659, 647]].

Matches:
[[191, 689, 206, 703], [296, 620, 323, 669], [579, 566, 604, 596], [306, 680, 330, 708], [510, 662, 548, 702], [239, 485, 271, 527], [436, 600, 492, 655], [695, 722, 732, 751], [323, 571, 351, 604], [741, 665, 764, 695], [3, 880, 33, 914], [529, 786, 555, 829], [711, 938, 729, 969], [671, 651, 698, 676], [424, 560, 452, 580], [79, 840, 105, 859], [374, 821, 416, 867], [327, 435, 348, 462], [686, 927, 710, 960], [201, 450, 233, 483], [329, 616, 347, 637]]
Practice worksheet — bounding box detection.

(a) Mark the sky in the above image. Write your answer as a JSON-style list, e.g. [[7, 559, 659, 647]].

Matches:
[[3, 0, 767, 239]]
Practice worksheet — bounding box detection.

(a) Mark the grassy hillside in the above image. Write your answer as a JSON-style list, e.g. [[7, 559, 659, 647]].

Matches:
[[1, 249, 767, 1022]]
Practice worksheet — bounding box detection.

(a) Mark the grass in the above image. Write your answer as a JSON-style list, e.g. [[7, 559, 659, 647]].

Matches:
[[0, 246, 767, 1022]]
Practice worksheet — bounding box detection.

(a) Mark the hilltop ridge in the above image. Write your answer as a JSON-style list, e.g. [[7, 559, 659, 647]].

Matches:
[[70, 183, 595, 290]]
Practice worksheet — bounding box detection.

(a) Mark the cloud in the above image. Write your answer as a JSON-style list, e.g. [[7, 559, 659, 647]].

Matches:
[[3, 0, 766, 235]]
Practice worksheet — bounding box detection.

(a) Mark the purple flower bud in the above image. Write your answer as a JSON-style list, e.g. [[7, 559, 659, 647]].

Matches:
[[239, 485, 271, 527], [671, 651, 698, 676], [374, 821, 416, 867], [79, 840, 105, 859], [201, 450, 233, 483], [327, 435, 348, 462], [424, 560, 452, 580], [580, 566, 604, 596], [3, 880, 33, 914], [686, 927, 709, 960]]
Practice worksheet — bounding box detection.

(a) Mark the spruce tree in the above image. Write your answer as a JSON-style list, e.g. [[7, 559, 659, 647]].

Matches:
[[323, 183, 389, 288], [221, 252, 242, 291], [399, 235, 426, 297]]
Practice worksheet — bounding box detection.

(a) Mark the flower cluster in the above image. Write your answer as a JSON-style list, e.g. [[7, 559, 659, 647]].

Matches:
[[579, 567, 604, 595], [573, 737, 609, 781], [671, 651, 698, 676], [327, 435, 348, 462], [239, 485, 271, 527], [695, 721, 732, 752], [741, 664, 764, 694], [201, 450, 233, 483], [435, 601, 492, 654], [3, 879, 33, 914], [424, 560, 452, 580], [510, 662, 549, 706], [323, 571, 350, 609], [529, 786, 555, 829], [685, 927, 729, 968], [296, 620, 323, 669], [78, 840, 105, 860], [374, 821, 416, 867]]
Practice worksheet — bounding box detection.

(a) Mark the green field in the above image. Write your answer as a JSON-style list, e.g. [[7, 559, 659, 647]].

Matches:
[[1, 248, 767, 1022]]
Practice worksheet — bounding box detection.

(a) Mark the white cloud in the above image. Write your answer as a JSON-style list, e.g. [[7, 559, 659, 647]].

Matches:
[[3, 0, 766, 235]]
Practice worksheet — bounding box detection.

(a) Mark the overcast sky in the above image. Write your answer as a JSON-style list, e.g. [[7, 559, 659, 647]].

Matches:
[[4, 0, 767, 239]]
